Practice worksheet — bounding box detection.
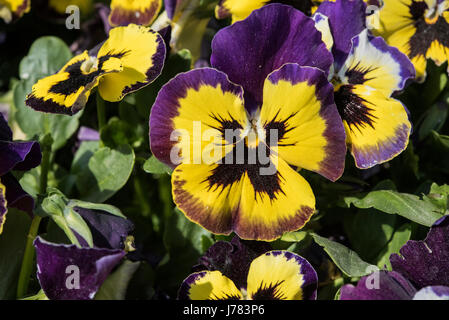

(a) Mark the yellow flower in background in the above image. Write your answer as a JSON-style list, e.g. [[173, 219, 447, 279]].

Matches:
[[26, 24, 166, 115], [109, 0, 162, 27], [48, 0, 93, 15], [374, 0, 449, 81], [0, 0, 30, 23]]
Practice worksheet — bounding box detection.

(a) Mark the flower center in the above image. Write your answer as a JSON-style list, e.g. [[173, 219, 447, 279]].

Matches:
[[245, 116, 266, 148], [80, 56, 99, 74]]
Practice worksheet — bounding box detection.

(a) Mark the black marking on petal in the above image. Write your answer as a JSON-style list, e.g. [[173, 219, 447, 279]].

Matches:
[[408, 1, 449, 59], [207, 112, 243, 144], [49, 51, 128, 96], [264, 109, 297, 147], [334, 85, 377, 133], [205, 140, 284, 202], [345, 61, 378, 85], [251, 280, 287, 300], [210, 292, 241, 300]]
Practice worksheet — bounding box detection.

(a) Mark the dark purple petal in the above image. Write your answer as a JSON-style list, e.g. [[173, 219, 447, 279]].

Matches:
[[77, 127, 100, 142], [1, 173, 34, 215], [0, 140, 41, 176], [34, 237, 126, 300], [390, 215, 449, 289], [316, 0, 366, 69], [164, 0, 183, 20], [72, 206, 134, 250], [413, 286, 449, 300], [340, 271, 417, 300], [192, 236, 271, 290], [0, 179, 6, 233], [0, 113, 12, 141], [211, 4, 333, 113]]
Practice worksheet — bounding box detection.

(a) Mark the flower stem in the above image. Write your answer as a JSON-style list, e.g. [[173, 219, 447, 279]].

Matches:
[[16, 139, 51, 299], [97, 92, 106, 138]]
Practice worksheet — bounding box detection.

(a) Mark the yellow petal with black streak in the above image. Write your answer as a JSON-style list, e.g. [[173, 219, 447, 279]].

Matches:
[[26, 51, 123, 115], [247, 251, 310, 300], [109, 0, 162, 27], [172, 163, 244, 236], [0, 179, 7, 234], [179, 271, 243, 300], [97, 24, 166, 102], [234, 154, 315, 241], [336, 84, 411, 169]]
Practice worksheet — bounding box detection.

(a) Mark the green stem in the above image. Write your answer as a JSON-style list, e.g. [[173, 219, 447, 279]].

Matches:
[[16, 142, 51, 299], [96, 92, 106, 147]]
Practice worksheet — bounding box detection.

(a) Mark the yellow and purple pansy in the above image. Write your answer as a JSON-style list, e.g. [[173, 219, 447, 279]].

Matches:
[[374, 0, 449, 81], [0, 113, 41, 234], [150, 4, 346, 241], [314, 0, 415, 169], [341, 215, 449, 300], [26, 24, 166, 115], [179, 250, 318, 300], [48, 0, 93, 16], [0, 0, 30, 23], [109, 0, 162, 27]]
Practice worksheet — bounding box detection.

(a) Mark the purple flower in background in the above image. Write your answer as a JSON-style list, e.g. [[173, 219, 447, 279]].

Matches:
[[34, 203, 134, 300], [314, 0, 415, 169], [34, 237, 126, 300], [0, 113, 41, 234], [341, 215, 449, 300]]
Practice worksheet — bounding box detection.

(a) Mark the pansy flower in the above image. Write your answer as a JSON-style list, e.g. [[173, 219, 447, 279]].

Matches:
[[215, 0, 313, 23], [109, 0, 162, 27], [26, 24, 166, 115], [374, 0, 449, 81], [34, 204, 134, 300], [150, 4, 346, 241], [179, 250, 318, 300], [340, 215, 449, 300], [0, 0, 30, 23], [0, 113, 41, 234], [314, 0, 415, 169]]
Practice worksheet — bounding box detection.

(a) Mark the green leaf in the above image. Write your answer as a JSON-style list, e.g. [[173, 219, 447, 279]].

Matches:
[[13, 36, 82, 151], [423, 183, 449, 213], [417, 101, 448, 141], [311, 233, 376, 277], [100, 117, 142, 149], [76, 144, 135, 203], [343, 209, 396, 263], [280, 231, 308, 242], [376, 223, 412, 270], [143, 155, 173, 175], [95, 260, 140, 300], [68, 200, 126, 218], [0, 209, 31, 299], [343, 190, 443, 227]]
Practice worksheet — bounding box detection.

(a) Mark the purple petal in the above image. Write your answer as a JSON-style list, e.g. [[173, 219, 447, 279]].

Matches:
[[413, 286, 449, 300], [0, 113, 12, 141], [72, 206, 134, 250], [0, 140, 41, 176], [340, 271, 417, 300], [0, 179, 6, 233], [1, 173, 34, 215], [34, 237, 126, 300], [192, 236, 271, 290], [316, 0, 367, 69], [211, 4, 333, 113], [77, 126, 100, 142], [390, 215, 449, 288], [164, 0, 183, 20]]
